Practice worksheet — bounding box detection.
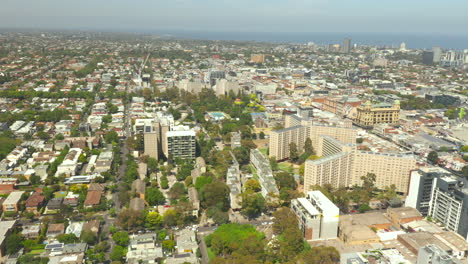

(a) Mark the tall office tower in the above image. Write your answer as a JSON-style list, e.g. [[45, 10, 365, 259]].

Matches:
[[342, 38, 352, 53], [432, 46, 442, 63], [405, 167, 450, 216], [143, 124, 159, 160], [165, 126, 196, 160], [291, 191, 339, 241], [429, 175, 468, 240], [422, 51, 435, 65]]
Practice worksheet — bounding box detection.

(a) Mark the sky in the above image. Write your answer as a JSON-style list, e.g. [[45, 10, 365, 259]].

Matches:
[[1, 0, 468, 35]]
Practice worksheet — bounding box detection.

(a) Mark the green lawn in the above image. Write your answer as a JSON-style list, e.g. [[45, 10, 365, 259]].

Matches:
[[29, 249, 45, 255], [53, 191, 67, 198], [278, 162, 293, 173], [259, 148, 268, 156]]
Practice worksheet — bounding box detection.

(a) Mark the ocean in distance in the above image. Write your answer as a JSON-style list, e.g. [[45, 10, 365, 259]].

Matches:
[[148, 30, 468, 50]]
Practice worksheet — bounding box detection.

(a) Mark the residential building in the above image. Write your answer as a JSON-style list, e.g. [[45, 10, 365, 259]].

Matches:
[[304, 136, 417, 193], [250, 149, 279, 197], [342, 38, 351, 53], [126, 233, 163, 264], [231, 131, 242, 149], [226, 157, 242, 210], [0, 221, 16, 258], [429, 176, 468, 240], [354, 101, 400, 128], [25, 191, 45, 213], [2, 191, 24, 212], [165, 127, 196, 160], [291, 191, 339, 241], [269, 124, 356, 161], [405, 167, 450, 216], [143, 123, 159, 160], [55, 148, 82, 177]]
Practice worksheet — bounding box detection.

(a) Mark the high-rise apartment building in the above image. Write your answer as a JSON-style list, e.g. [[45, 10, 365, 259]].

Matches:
[[354, 101, 400, 128], [143, 124, 159, 160], [406, 167, 468, 240], [429, 176, 468, 240], [269, 123, 356, 161], [423, 51, 435, 65], [405, 167, 450, 216], [303, 135, 417, 194], [342, 38, 352, 53], [432, 46, 442, 63], [291, 191, 339, 241], [165, 127, 196, 160]]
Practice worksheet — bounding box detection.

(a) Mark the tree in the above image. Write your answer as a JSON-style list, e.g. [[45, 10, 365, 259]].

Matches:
[[105, 130, 119, 144], [241, 191, 266, 218], [274, 172, 297, 190], [57, 233, 79, 244], [304, 138, 314, 155], [272, 207, 300, 235], [80, 230, 97, 244], [117, 209, 145, 231], [259, 132, 265, 139], [244, 179, 261, 192], [162, 240, 175, 251], [5, 234, 23, 255], [146, 211, 163, 228], [361, 173, 376, 193], [110, 245, 126, 261], [205, 224, 265, 257], [201, 181, 230, 211], [146, 187, 166, 206], [168, 182, 187, 200], [301, 246, 340, 264], [112, 231, 129, 247], [427, 151, 439, 164], [147, 157, 158, 173], [289, 142, 299, 162]]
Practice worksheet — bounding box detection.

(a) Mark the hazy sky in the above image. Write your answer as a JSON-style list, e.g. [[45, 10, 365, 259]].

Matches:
[[1, 0, 467, 35]]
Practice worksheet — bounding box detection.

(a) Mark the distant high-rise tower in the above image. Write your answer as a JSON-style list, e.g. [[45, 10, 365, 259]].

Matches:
[[342, 38, 351, 53], [422, 51, 434, 65], [400, 42, 406, 51], [432, 46, 442, 63]]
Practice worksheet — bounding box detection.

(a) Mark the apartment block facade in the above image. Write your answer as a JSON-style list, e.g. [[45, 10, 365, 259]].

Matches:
[[291, 191, 339, 241], [304, 135, 417, 194]]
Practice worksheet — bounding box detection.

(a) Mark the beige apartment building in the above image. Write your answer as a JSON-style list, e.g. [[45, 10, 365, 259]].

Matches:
[[250, 54, 266, 64], [354, 101, 400, 128], [269, 123, 357, 161], [304, 135, 417, 194]]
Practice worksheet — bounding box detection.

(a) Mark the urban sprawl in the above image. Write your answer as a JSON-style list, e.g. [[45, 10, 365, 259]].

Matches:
[[0, 32, 467, 264]]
